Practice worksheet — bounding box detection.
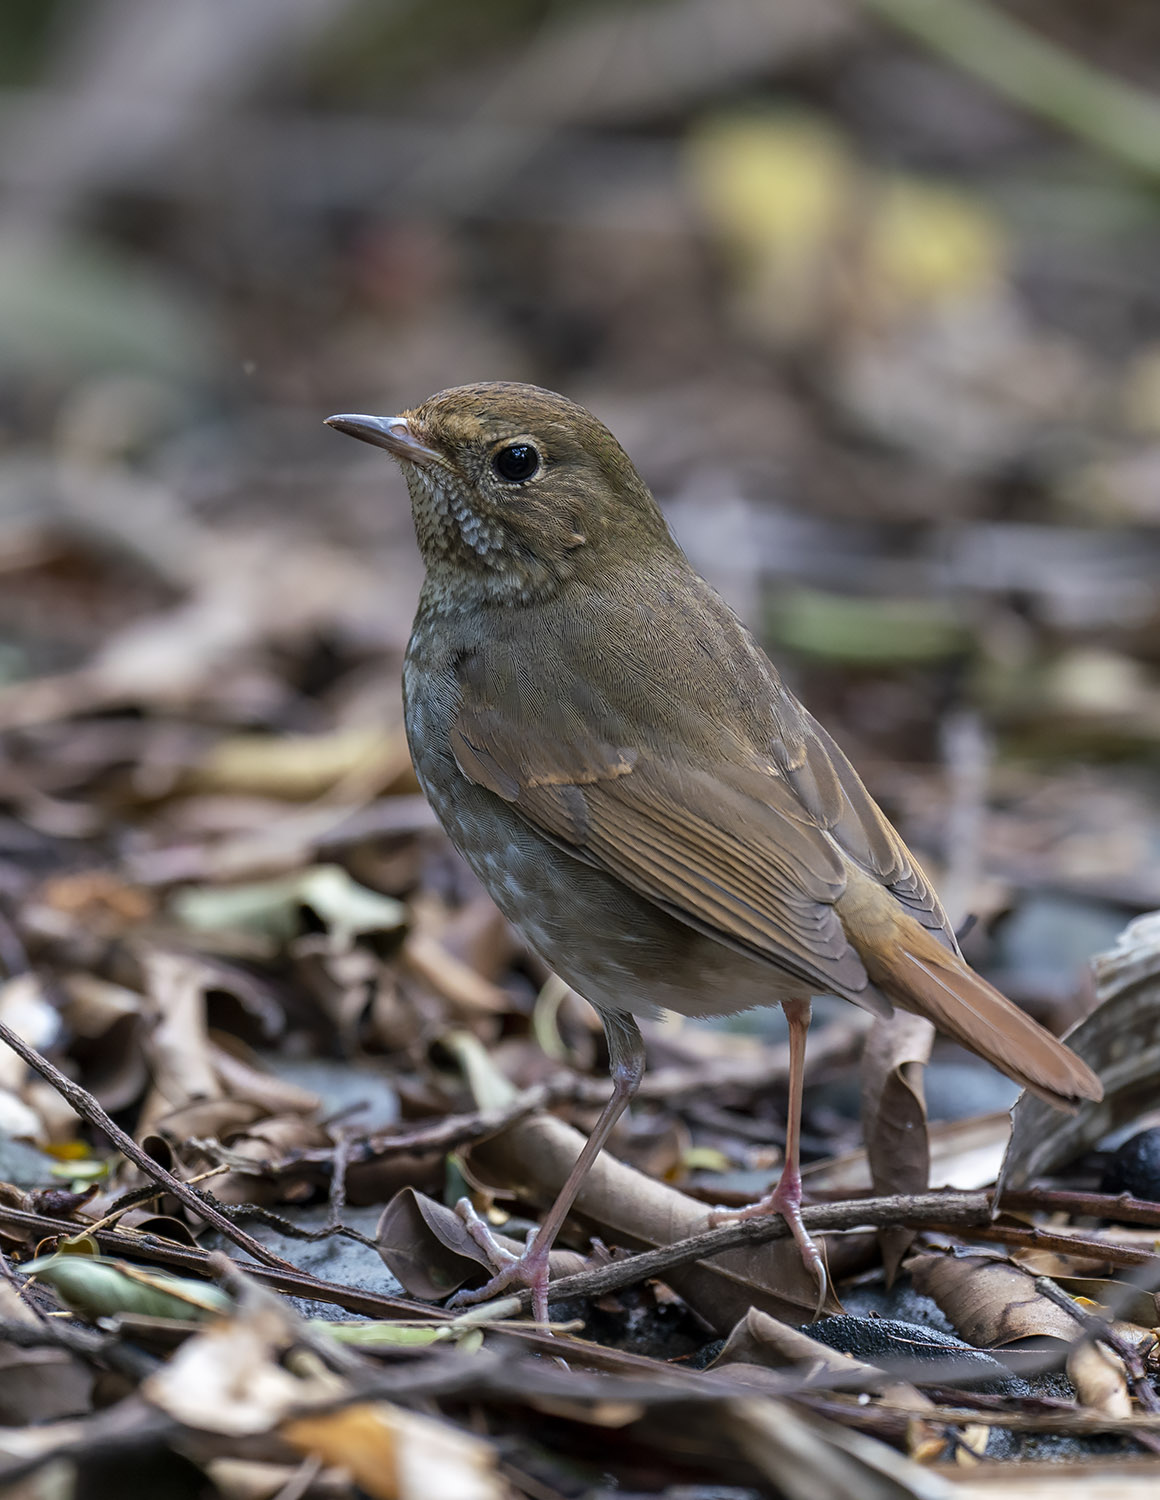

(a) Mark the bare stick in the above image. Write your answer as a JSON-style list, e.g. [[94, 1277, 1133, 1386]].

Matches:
[[327, 1127, 353, 1229], [933, 1220, 1158, 1268], [501, 1189, 995, 1313], [1001, 1187, 1160, 1226], [0, 1014, 296, 1272]]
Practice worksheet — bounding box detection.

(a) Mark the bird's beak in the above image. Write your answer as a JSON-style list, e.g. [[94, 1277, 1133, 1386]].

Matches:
[[324, 413, 441, 467]]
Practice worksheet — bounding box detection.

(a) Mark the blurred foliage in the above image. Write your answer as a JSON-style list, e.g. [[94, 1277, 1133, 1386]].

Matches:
[[0, 0, 63, 87]]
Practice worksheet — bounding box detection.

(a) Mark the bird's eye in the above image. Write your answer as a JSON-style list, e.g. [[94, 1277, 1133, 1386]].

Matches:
[[492, 442, 540, 483]]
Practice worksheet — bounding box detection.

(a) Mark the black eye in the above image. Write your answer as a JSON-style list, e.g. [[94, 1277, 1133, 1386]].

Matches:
[[492, 443, 540, 483]]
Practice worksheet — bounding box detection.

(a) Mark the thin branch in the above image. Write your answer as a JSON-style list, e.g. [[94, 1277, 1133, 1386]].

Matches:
[[0, 1317, 158, 1382], [221, 1200, 378, 1249], [935, 1220, 1159, 1268], [266, 1082, 560, 1177], [327, 1128, 353, 1229], [808, 1391, 1160, 1435], [1001, 1187, 1160, 1227], [0, 1013, 296, 1273], [510, 1189, 995, 1314]]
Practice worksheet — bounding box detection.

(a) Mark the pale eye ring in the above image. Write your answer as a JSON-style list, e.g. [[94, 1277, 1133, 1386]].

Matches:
[[491, 442, 540, 483]]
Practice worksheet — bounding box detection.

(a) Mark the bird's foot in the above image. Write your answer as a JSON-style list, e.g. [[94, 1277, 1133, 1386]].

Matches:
[[709, 1173, 828, 1320], [444, 1197, 553, 1326]]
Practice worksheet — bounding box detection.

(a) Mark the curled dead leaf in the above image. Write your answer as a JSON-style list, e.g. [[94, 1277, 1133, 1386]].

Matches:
[[998, 911, 1160, 1202], [710, 1304, 934, 1429], [376, 1186, 585, 1301], [861, 1010, 932, 1282], [402, 931, 510, 1016], [908, 1252, 1079, 1347]]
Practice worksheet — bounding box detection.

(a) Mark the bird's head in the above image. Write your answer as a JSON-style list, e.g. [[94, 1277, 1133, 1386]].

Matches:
[[326, 381, 673, 603]]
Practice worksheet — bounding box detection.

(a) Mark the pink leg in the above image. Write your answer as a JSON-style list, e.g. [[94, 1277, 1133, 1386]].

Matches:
[[710, 997, 827, 1316], [447, 1011, 645, 1326]]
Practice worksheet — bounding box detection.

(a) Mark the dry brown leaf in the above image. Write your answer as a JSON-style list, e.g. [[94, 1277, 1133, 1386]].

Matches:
[[998, 912, 1160, 1201], [0, 1281, 93, 1426], [58, 973, 148, 1112], [712, 1305, 910, 1392], [711, 1306, 949, 1461], [146, 1097, 267, 1145], [143, 1260, 503, 1500], [139, 949, 221, 1127], [909, 1253, 1079, 1347], [402, 930, 511, 1016], [33, 869, 154, 931], [207, 1114, 333, 1203], [376, 1186, 586, 1302], [208, 1040, 321, 1116], [861, 1010, 933, 1281], [142, 1298, 330, 1435], [725, 1395, 956, 1500], [434, 893, 522, 984]]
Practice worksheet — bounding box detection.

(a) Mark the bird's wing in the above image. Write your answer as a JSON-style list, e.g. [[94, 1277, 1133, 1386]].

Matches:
[[450, 667, 881, 1004], [773, 706, 953, 941]]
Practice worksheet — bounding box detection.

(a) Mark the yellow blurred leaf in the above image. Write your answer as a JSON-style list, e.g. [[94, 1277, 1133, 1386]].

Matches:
[[681, 1145, 733, 1174], [685, 110, 852, 341], [862, 177, 1006, 315], [282, 1402, 502, 1500], [686, 110, 851, 260]]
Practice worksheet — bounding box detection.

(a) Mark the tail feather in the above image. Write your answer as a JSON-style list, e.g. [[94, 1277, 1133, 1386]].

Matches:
[[880, 939, 1102, 1110]]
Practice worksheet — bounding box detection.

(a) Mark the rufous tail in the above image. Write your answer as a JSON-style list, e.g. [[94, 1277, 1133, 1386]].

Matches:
[[853, 914, 1102, 1111]]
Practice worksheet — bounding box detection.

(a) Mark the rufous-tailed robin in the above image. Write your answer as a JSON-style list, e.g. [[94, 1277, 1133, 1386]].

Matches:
[[326, 383, 1102, 1324]]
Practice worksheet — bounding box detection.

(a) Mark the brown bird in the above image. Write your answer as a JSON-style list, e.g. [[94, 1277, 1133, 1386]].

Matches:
[[326, 383, 1102, 1323]]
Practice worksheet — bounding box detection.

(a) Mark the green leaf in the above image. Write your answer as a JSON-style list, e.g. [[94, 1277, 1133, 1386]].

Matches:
[[23, 1255, 232, 1322], [768, 588, 971, 664]]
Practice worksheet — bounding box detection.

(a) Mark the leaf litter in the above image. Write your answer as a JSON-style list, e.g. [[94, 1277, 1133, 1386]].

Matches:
[[0, 532, 1156, 1496], [3, 638, 1160, 1498]]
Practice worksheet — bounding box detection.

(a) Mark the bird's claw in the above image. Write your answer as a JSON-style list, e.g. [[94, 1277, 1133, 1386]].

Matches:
[[447, 1199, 552, 1325], [710, 1183, 829, 1321]]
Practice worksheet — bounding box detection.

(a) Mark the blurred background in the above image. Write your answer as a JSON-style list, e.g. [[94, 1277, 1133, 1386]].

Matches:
[[3, 0, 1160, 1036]]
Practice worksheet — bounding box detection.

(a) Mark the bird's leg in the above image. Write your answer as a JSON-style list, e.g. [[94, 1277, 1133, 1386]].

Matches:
[[446, 1012, 645, 1326], [709, 996, 828, 1316]]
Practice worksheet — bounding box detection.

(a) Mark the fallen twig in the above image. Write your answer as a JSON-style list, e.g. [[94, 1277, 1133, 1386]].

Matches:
[[933, 1220, 1159, 1268], [1001, 1187, 1160, 1227], [507, 1189, 996, 1314], [0, 1013, 296, 1273]]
